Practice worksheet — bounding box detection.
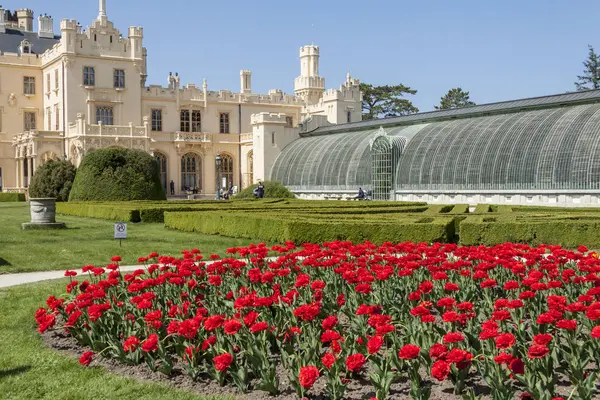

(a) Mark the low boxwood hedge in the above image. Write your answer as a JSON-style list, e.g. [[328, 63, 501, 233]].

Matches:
[[0, 193, 26, 202]]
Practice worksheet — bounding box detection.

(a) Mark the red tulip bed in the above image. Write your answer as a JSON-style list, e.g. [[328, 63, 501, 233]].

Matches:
[[35, 241, 600, 400]]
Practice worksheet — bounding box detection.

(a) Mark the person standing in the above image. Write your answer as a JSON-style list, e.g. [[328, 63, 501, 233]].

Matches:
[[257, 181, 265, 199], [169, 180, 175, 196]]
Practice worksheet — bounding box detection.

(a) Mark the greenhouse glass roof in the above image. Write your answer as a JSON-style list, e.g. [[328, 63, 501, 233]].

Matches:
[[271, 90, 600, 191]]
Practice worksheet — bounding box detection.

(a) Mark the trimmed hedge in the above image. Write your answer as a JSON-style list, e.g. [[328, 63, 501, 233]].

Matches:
[[459, 213, 600, 248], [69, 148, 166, 201], [28, 159, 76, 202], [164, 211, 456, 244], [0, 193, 26, 202], [57, 202, 141, 222]]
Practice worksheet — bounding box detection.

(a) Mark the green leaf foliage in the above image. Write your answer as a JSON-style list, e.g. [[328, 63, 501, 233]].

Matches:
[[434, 87, 476, 110], [0, 193, 26, 202], [575, 45, 600, 91], [233, 180, 295, 200], [68, 148, 166, 201], [360, 83, 419, 120], [28, 159, 76, 202]]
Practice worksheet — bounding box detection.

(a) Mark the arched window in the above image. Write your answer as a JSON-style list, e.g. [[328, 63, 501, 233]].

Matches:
[[217, 153, 234, 190], [20, 40, 32, 54], [154, 152, 167, 191], [181, 153, 202, 191]]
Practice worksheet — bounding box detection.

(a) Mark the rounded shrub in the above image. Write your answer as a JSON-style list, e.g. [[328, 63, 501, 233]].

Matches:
[[234, 180, 295, 200], [68, 148, 166, 201], [28, 159, 76, 202]]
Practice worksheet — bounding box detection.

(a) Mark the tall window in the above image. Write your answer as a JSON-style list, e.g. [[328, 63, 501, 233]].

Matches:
[[96, 106, 114, 125], [46, 108, 51, 130], [24, 77, 35, 95], [181, 153, 202, 191], [285, 116, 293, 127], [191, 110, 201, 132], [219, 113, 230, 134], [180, 110, 190, 132], [114, 69, 125, 89], [55, 70, 59, 90], [151, 109, 162, 131], [347, 111, 352, 123], [24, 111, 36, 131], [247, 151, 253, 187], [154, 152, 167, 190], [46, 74, 51, 94], [217, 154, 234, 190], [180, 109, 201, 132], [55, 107, 60, 130], [83, 66, 95, 86]]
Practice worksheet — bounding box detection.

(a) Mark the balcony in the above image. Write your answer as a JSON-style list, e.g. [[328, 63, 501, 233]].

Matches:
[[150, 131, 241, 144]]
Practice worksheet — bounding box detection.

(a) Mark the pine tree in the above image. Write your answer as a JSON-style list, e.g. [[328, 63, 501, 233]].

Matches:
[[360, 83, 419, 120], [575, 45, 600, 91], [435, 88, 476, 110]]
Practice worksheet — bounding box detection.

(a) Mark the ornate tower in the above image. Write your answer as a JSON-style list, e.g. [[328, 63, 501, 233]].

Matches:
[[294, 45, 325, 106]]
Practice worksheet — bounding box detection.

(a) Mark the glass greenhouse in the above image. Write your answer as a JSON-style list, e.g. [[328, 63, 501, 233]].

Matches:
[[271, 90, 600, 201]]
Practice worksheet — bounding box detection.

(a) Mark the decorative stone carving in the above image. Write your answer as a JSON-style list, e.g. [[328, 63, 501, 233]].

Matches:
[[8, 93, 17, 107]]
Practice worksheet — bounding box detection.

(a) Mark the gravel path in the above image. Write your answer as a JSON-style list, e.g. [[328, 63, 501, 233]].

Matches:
[[0, 265, 144, 288]]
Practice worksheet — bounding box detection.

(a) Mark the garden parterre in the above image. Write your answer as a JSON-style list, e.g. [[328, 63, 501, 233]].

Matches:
[[35, 241, 600, 400]]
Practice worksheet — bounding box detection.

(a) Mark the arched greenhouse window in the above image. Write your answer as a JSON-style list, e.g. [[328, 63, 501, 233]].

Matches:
[[370, 128, 405, 201], [181, 153, 202, 191]]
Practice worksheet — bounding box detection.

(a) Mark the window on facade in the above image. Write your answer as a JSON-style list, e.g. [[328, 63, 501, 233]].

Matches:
[[24, 111, 36, 131], [46, 108, 51, 130], [154, 152, 167, 190], [181, 153, 202, 191], [114, 69, 125, 89], [24, 77, 35, 95], [347, 111, 352, 123], [55, 107, 60, 130], [285, 116, 293, 127], [0, 111, 3, 132], [180, 109, 202, 132], [55, 70, 59, 90], [96, 106, 114, 125], [21, 40, 31, 54], [151, 109, 162, 131], [271, 132, 276, 146], [83, 67, 95, 86], [219, 113, 230, 134], [191, 110, 201, 132], [46, 74, 51, 94], [180, 110, 190, 132], [217, 154, 234, 189]]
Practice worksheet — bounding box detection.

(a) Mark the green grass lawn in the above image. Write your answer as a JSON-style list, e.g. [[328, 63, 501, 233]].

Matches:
[[0, 279, 233, 400], [0, 203, 258, 274]]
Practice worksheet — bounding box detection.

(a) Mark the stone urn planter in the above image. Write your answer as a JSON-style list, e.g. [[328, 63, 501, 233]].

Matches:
[[22, 198, 66, 230]]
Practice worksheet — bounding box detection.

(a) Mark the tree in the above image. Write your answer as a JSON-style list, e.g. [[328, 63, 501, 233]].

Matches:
[[360, 83, 419, 120], [29, 159, 76, 202], [435, 87, 476, 110], [69, 148, 166, 201], [575, 45, 600, 91]]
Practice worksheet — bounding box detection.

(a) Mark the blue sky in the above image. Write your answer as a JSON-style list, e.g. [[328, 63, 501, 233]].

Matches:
[[5, 0, 600, 112]]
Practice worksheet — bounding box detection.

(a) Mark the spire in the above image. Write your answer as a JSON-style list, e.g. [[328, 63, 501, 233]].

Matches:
[[98, 0, 107, 21]]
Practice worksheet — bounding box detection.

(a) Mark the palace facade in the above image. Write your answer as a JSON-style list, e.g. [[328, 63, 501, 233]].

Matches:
[[0, 0, 361, 195]]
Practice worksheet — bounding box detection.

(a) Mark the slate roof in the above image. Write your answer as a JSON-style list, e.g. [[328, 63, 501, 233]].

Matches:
[[305, 89, 600, 136], [0, 28, 60, 54]]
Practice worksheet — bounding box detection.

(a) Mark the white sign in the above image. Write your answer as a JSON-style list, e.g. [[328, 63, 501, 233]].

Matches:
[[114, 222, 127, 239]]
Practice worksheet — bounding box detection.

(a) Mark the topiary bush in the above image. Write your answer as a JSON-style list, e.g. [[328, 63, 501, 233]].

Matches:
[[28, 159, 76, 202], [68, 148, 166, 201], [234, 180, 295, 200]]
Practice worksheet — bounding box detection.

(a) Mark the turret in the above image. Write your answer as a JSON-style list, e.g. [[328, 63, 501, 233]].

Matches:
[[60, 19, 78, 53], [128, 26, 143, 59], [294, 45, 325, 106], [240, 70, 251, 94], [16, 8, 33, 32]]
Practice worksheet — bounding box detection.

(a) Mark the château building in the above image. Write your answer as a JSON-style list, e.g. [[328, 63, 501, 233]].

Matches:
[[0, 0, 362, 195]]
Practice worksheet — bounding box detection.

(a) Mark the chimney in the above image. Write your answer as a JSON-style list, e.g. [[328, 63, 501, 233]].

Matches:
[[0, 7, 6, 34], [16, 8, 33, 32], [38, 14, 54, 38]]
